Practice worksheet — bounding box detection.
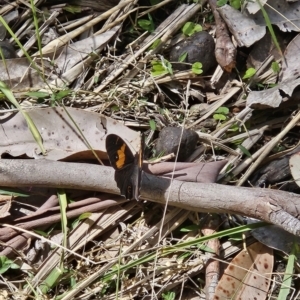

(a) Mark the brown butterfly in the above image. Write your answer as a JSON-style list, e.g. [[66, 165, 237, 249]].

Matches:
[[105, 134, 143, 201]]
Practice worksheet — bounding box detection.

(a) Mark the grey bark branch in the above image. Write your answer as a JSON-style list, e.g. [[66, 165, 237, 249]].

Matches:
[[0, 159, 300, 235]]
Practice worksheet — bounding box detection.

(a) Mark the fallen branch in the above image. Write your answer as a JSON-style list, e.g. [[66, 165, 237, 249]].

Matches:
[[0, 159, 300, 235]]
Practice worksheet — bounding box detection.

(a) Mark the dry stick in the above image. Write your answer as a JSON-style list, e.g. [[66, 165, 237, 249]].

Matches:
[[0, 195, 59, 257], [237, 110, 300, 186], [0, 160, 300, 235], [202, 215, 221, 300], [0, 198, 127, 243]]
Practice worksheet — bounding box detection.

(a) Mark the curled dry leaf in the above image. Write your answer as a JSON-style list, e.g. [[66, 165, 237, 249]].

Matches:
[[210, 0, 237, 72], [214, 242, 273, 300], [0, 107, 140, 160]]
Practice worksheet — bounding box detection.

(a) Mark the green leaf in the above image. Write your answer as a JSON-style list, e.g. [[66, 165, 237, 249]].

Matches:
[[149, 119, 156, 131], [150, 59, 172, 77], [149, 39, 161, 50], [180, 225, 200, 232], [63, 5, 81, 13], [0, 189, 29, 197], [178, 52, 187, 62], [58, 189, 68, 264], [228, 124, 239, 132], [162, 291, 176, 300], [217, 0, 228, 6], [277, 242, 297, 300], [138, 15, 154, 32], [72, 212, 92, 228], [78, 212, 92, 220], [271, 61, 280, 73], [243, 67, 256, 79], [255, 0, 283, 59], [182, 22, 202, 37], [229, 0, 241, 9], [213, 113, 227, 121], [192, 62, 203, 74], [0, 256, 20, 274], [165, 60, 173, 75], [25, 91, 50, 99], [215, 106, 229, 115], [228, 233, 244, 241], [238, 145, 252, 157], [54, 90, 72, 101], [111, 105, 120, 112], [0, 81, 46, 155]]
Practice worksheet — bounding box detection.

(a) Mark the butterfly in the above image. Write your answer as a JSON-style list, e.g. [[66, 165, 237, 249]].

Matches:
[[105, 134, 144, 201]]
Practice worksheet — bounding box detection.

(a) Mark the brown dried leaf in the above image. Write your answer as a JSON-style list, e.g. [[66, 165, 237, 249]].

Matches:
[[214, 242, 273, 300], [0, 107, 140, 160]]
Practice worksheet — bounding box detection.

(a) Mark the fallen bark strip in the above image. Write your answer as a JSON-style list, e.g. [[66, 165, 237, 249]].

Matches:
[[0, 159, 300, 235]]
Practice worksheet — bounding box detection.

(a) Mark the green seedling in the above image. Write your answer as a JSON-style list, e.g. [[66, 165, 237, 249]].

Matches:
[[138, 14, 155, 32], [182, 22, 202, 36], [192, 62, 203, 74], [213, 106, 229, 121], [151, 57, 173, 76], [243, 67, 256, 79]]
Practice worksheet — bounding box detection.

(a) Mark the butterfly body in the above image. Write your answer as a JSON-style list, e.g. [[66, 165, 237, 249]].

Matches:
[[106, 134, 143, 201]]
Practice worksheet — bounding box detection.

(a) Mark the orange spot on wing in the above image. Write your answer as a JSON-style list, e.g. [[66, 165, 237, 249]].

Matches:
[[116, 144, 126, 169]]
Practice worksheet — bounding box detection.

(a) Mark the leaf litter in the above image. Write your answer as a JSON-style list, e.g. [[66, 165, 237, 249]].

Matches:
[[0, 0, 300, 299]]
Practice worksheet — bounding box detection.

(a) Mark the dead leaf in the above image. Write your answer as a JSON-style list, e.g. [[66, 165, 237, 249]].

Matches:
[[251, 224, 300, 260], [246, 77, 300, 109], [0, 107, 140, 160], [280, 33, 300, 81], [289, 152, 300, 187], [0, 196, 11, 219], [214, 242, 273, 300], [249, 0, 300, 32], [217, 5, 266, 47], [0, 58, 53, 91], [55, 30, 117, 73], [246, 0, 268, 15]]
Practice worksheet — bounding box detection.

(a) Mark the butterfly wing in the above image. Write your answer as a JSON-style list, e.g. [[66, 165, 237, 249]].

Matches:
[[106, 134, 138, 200], [106, 134, 135, 170]]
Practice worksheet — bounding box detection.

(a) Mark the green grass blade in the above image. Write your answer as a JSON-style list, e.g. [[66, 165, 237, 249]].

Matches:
[[277, 242, 297, 300], [255, 0, 283, 58], [58, 189, 68, 265]]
